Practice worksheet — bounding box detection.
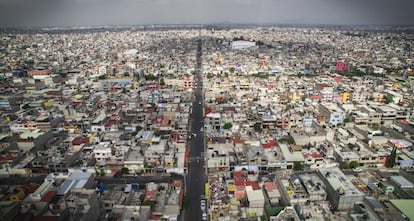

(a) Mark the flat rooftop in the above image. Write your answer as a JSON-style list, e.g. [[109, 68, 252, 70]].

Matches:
[[318, 167, 364, 197]]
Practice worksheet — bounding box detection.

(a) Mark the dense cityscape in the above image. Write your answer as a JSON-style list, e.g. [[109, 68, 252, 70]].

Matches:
[[0, 26, 414, 221]]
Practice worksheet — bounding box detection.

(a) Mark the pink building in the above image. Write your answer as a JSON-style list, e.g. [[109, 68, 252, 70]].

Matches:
[[336, 61, 348, 72]]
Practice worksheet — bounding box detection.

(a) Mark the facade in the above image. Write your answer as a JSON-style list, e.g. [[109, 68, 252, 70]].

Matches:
[[318, 103, 345, 126], [317, 167, 364, 211], [336, 61, 348, 72]]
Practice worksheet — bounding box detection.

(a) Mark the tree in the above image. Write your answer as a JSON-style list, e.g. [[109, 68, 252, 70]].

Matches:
[[349, 161, 359, 169], [223, 122, 233, 130], [384, 95, 394, 104], [287, 136, 295, 145], [339, 161, 349, 169], [100, 169, 106, 177], [386, 146, 397, 168], [123, 72, 130, 77], [293, 162, 304, 171], [98, 74, 107, 80], [121, 167, 130, 174], [371, 123, 381, 130], [253, 123, 262, 132], [159, 77, 165, 85], [229, 67, 235, 73], [145, 74, 157, 80], [207, 73, 213, 79]]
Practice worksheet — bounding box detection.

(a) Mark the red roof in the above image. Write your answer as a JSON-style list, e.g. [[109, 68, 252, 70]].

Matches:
[[262, 139, 277, 148], [310, 94, 322, 99], [204, 107, 216, 115], [105, 120, 118, 128], [263, 182, 278, 191], [247, 181, 260, 190], [303, 152, 322, 159], [231, 136, 243, 144], [72, 136, 89, 145], [146, 108, 155, 113], [41, 190, 58, 202], [334, 77, 343, 83]]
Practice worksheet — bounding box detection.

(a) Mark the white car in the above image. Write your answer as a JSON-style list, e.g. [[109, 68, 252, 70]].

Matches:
[[352, 167, 363, 172], [200, 200, 206, 211], [202, 212, 207, 220]]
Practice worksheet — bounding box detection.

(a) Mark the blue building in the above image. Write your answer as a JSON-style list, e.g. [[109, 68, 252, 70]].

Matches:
[[318, 103, 345, 126]]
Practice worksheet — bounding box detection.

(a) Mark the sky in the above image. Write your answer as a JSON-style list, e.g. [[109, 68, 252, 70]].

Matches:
[[0, 0, 413, 28]]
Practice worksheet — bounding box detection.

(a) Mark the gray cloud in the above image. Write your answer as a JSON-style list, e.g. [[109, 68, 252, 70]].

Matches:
[[0, 0, 413, 27]]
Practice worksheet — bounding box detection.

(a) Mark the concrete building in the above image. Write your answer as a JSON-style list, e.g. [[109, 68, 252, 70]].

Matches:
[[317, 167, 364, 211], [319, 103, 345, 126], [245, 185, 265, 216], [62, 189, 100, 221], [231, 40, 256, 50]]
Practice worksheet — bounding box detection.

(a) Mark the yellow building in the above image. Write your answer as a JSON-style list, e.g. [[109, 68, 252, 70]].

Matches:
[[341, 92, 351, 103]]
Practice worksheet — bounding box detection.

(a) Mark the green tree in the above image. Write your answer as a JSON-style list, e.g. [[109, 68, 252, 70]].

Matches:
[[386, 146, 397, 168], [293, 162, 304, 171], [339, 161, 349, 169], [207, 73, 213, 79], [98, 74, 107, 80], [145, 74, 157, 80], [121, 167, 130, 175], [371, 123, 381, 130], [253, 123, 262, 132], [159, 78, 165, 85], [223, 122, 233, 130], [123, 72, 130, 77], [100, 169, 105, 177], [287, 136, 295, 145], [229, 67, 235, 73], [384, 95, 394, 104], [349, 161, 359, 169]]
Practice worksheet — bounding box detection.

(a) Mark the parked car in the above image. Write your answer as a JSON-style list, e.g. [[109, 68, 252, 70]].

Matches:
[[202, 212, 207, 220], [200, 199, 206, 211], [352, 167, 363, 172]]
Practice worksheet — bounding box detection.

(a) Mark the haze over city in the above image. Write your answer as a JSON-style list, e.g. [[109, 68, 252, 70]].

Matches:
[[0, 0, 414, 28], [1, 0, 414, 221]]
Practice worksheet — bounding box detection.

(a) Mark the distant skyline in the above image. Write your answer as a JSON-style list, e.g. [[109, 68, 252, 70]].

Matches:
[[0, 0, 414, 28]]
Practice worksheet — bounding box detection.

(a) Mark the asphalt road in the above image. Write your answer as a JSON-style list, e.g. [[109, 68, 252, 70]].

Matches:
[[0, 174, 46, 185], [185, 37, 207, 221]]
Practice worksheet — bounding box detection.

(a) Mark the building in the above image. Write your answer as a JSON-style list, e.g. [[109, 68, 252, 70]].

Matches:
[[317, 167, 364, 211], [231, 40, 256, 50], [57, 172, 95, 196], [62, 189, 100, 221], [246, 185, 265, 216], [318, 103, 345, 126], [336, 61, 348, 72]]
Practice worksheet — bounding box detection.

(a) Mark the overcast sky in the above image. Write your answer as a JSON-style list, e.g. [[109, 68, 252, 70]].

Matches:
[[0, 0, 413, 27]]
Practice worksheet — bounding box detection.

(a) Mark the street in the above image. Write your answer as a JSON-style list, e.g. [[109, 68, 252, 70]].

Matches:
[[184, 36, 207, 221]]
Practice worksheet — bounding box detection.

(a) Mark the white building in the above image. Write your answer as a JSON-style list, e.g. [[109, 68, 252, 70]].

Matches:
[[231, 40, 256, 50]]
